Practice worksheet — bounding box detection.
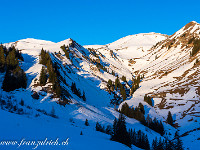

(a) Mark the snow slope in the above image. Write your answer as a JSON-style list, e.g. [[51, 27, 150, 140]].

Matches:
[[1, 36, 166, 150], [1, 21, 200, 149]]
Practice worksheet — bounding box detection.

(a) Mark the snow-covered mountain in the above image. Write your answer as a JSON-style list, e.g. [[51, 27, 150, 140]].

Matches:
[[1, 21, 200, 149]]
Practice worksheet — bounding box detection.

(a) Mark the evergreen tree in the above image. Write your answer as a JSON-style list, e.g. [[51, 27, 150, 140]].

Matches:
[[85, 119, 89, 126], [157, 137, 164, 150], [115, 77, 120, 90], [0, 45, 5, 72], [130, 84, 136, 95], [174, 131, 183, 150], [164, 138, 171, 150], [107, 79, 113, 93], [144, 94, 153, 106], [167, 111, 173, 126], [191, 39, 200, 56], [121, 76, 126, 82], [139, 103, 145, 114], [111, 114, 131, 148], [110, 94, 121, 109], [95, 122, 106, 133], [39, 66, 47, 86], [96, 122, 103, 132], [71, 82, 77, 94], [144, 134, 150, 150], [6, 49, 18, 70], [53, 82, 61, 98], [120, 85, 126, 101], [105, 125, 112, 135], [152, 137, 158, 150], [2, 66, 27, 92], [20, 99, 24, 106], [39, 48, 46, 65], [120, 102, 130, 117], [60, 45, 70, 59]]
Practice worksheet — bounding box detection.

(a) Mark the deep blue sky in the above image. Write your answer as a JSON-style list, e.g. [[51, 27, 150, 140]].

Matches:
[[1, 0, 200, 45]]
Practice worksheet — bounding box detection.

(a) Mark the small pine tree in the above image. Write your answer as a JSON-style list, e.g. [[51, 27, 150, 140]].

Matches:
[[53, 82, 61, 98], [115, 77, 120, 90], [107, 79, 113, 93], [152, 137, 158, 150], [95, 122, 105, 133], [174, 131, 183, 150], [144, 94, 153, 106], [85, 119, 89, 126], [105, 125, 112, 135], [138, 103, 145, 114], [167, 111, 173, 126], [120, 85, 126, 101]]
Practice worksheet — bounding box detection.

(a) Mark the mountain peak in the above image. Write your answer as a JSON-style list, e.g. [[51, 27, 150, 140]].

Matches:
[[184, 21, 199, 30]]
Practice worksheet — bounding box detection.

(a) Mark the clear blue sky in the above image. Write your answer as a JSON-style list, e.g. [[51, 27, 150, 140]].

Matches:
[[1, 0, 200, 45]]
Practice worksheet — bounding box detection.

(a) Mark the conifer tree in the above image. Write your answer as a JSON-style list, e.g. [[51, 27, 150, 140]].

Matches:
[[111, 114, 131, 148], [53, 82, 61, 98], [39, 48, 46, 65], [130, 84, 136, 95], [105, 125, 112, 135], [0, 45, 5, 72], [139, 103, 145, 114], [39, 66, 47, 86], [144, 94, 153, 106], [6, 49, 18, 70], [110, 94, 121, 109], [167, 111, 173, 126], [121, 102, 130, 117], [95, 122, 105, 133], [2, 66, 27, 92], [85, 119, 89, 126], [60, 45, 70, 59], [115, 77, 120, 90], [120, 85, 126, 101], [152, 137, 158, 150], [107, 79, 113, 93], [121, 76, 126, 82], [174, 131, 183, 150]]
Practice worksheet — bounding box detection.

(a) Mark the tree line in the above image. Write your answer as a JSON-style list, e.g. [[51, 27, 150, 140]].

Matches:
[[0, 44, 27, 92], [60, 44, 70, 59], [189, 38, 200, 56], [107, 75, 143, 108], [120, 102, 165, 135], [39, 48, 61, 98], [71, 82, 86, 101], [109, 113, 183, 149]]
